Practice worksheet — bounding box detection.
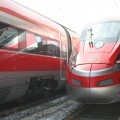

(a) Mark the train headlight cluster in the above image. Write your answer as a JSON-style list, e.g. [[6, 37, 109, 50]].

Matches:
[[97, 78, 113, 87], [72, 79, 82, 87]]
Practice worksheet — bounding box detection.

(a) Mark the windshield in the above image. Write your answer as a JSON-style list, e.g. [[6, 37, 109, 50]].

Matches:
[[81, 21, 120, 52], [80, 21, 120, 43]]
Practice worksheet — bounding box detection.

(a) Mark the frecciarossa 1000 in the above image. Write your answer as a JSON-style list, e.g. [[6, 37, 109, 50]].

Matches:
[[67, 19, 120, 104]]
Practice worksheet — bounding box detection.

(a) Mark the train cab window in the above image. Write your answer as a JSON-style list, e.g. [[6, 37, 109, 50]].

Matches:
[[81, 21, 120, 43]]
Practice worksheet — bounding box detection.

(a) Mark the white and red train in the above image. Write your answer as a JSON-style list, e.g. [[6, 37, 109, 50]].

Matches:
[[67, 19, 120, 104], [0, 0, 80, 104]]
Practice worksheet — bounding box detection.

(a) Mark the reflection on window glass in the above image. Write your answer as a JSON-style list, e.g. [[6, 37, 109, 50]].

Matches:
[[90, 22, 120, 39], [81, 21, 120, 43], [0, 22, 61, 57], [35, 35, 41, 43], [24, 33, 38, 52], [35, 35, 42, 49], [0, 28, 17, 43], [4, 36, 19, 49], [0, 28, 20, 50], [0, 22, 25, 51]]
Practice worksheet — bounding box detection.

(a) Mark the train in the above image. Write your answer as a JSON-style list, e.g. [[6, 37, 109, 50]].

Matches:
[[0, 0, 80, 104], [67, 18, 120, 104]]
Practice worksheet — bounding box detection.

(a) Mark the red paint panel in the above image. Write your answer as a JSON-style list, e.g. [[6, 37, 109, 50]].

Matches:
[[89, 64, 120, 87], [0, 50, 60, 71], [67, 64, 91, 88], [89, 72, 120, 87], [68, 71, 89, 88], [84, 43, 117, 53]]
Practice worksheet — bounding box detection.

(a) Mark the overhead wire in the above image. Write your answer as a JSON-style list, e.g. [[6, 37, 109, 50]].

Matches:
[[65, 0, 88, 21], [48, 0, 86, 24]]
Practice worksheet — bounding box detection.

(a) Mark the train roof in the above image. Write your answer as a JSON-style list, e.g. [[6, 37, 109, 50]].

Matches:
[[0, 0, 64, 36]]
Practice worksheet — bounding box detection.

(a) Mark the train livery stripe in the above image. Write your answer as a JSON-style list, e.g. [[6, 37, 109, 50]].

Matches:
[[0, 71, 60, 79], [72, 64, 120, 77]]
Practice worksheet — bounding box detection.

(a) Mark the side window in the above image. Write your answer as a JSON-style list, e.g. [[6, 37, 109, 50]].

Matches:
[[18, 32, 26, 51], [54, 41, 60, 57], [0, 27, 24, 51], [32, 34, 60, 57], [24, 34, 44, 54], [41, 38, 60, 57], [35, 35, 42, 43], [25, 33, 39, 52], [35, 35, 42, 50], [40, 38, 54, 56], [3, 33, 19, 50]]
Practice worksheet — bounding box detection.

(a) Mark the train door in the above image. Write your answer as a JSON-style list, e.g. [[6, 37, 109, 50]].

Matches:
[[60, 34, 68, 81]]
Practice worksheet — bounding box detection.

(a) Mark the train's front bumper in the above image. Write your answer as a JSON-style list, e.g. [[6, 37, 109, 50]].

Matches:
[[67, 64, 120, 104], [68, 85, 120, 104]]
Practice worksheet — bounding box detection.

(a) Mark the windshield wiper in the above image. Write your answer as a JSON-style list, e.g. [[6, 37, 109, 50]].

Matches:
[[88, 28, 93, 47]]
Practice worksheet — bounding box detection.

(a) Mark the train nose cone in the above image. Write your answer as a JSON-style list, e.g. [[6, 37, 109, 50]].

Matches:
[[69, 64, 120, 104], [89, 64, 120, 104]]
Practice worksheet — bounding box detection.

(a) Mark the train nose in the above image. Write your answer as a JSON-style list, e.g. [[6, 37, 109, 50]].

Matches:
[[68, 64, 120, 104]]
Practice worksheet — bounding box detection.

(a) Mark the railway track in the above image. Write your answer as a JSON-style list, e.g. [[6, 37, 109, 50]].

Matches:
[[2, 94, 120, 120], [0, 90, 66, 120], [0, 95, 82, 120], [64, 102, 120, 120]]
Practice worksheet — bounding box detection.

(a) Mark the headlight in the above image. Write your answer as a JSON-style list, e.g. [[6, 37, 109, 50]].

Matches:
[[97, 78, 113, 86], [72, 79, 82, 87], [69, 48, 77, 66]]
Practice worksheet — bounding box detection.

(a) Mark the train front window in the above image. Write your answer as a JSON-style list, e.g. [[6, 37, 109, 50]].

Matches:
[[81, 21, 120, 44], [81, 21, 120, 52]]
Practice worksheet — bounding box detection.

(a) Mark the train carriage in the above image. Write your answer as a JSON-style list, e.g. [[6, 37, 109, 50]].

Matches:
[[0, 0, 80, 104]]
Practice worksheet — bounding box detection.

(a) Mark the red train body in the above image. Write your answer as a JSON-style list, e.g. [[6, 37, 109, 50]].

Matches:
[[67, 19, 120, 104], [0, 0, 80, 104]]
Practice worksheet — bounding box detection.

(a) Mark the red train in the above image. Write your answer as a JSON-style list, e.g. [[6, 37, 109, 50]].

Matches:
[[0, 0, 80, 104], [67, 18, 120, 104]]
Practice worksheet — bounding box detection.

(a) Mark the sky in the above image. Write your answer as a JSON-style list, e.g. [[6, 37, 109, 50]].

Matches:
[[13, 0, 120, 34]]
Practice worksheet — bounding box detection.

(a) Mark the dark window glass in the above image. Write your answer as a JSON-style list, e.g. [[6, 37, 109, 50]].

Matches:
[[0, 22, 60, 57], [0, 22, 24, 51], [81, 21, 120, 43]]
